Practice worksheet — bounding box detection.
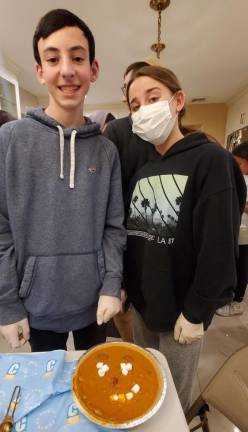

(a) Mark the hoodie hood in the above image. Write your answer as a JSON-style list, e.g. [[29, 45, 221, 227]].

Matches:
[[26, 107, 101, 138], [25, 107, 101, 188], [163, 132, 212, 159]]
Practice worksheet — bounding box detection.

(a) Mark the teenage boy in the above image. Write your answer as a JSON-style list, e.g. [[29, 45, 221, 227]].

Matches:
[[0, 9, 126, 352]]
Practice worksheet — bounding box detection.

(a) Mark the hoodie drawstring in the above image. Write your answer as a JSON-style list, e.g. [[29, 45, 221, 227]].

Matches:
[[69, 130, 77, 189], [57, 125, 77, 189], [57, 125, 64, 180]]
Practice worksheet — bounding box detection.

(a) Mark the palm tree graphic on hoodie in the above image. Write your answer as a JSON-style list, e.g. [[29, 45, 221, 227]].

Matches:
[[128, 174, 188, 240]]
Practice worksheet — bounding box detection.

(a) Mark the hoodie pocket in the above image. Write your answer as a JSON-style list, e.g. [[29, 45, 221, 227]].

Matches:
[[141, 243, 178, 327], [19, 253, 101, 318]]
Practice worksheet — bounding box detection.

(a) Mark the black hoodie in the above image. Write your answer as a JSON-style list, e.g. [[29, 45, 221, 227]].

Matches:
[[124, 133, 246, 331]]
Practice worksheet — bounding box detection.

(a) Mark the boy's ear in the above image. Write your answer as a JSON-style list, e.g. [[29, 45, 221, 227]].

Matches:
[[90, 59, 99, 83], [36, 63, 46, 85]]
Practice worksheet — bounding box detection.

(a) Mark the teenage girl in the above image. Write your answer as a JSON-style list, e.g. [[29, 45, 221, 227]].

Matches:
[[124, 66, 246, 412]]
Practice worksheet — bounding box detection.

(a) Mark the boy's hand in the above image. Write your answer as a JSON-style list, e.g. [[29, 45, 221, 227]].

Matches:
[[0, 318, 30, 350], [97, 295, 122, 325], [174, 313, 204, 344]]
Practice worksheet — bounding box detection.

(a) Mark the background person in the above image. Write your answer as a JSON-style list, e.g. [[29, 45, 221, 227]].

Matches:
[[216, 141, 248, 316], [0, 109, 16, 126], [105, 61, 155, 211], [89, 110, 115, 132], [104, 61, 156, 342], [124, 65, 246, 412]]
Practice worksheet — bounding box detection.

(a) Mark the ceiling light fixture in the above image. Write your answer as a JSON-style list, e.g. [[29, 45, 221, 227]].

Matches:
[[150, 0, 170, 59]]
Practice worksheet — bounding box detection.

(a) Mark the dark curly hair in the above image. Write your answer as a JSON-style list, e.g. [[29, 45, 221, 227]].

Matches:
[[33, 9, 95, 65]]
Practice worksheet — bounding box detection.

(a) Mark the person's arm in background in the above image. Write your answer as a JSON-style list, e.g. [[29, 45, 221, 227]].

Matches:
[[0, 126, 29, 348], [96, 142, 127, 325]]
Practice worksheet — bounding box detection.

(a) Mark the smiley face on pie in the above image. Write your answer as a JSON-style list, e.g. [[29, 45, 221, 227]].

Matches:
[[72, 341, 166, 428]]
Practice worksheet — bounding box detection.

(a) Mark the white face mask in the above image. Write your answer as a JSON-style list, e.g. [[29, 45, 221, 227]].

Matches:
[[131, 98, 177, 146]]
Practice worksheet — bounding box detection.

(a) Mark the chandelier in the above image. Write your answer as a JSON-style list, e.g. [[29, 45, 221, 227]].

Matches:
[[150, 0, 171, 59]]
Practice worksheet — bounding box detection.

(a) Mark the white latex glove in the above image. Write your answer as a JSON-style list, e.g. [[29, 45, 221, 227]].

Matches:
[[0, 318, 30, 349], [174, 313, 204, 344], [97, 295, 122, 325]]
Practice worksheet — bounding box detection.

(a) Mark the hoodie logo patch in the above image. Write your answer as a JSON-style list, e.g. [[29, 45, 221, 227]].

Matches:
[[88, 166, 96, 174]]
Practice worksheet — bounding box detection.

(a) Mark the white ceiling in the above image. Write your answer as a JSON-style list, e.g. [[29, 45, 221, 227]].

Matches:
[[0, 0, 248, 105]]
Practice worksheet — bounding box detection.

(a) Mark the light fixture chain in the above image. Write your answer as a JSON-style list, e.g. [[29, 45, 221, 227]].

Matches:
[[150, 0, 170, 59], [158, 9, 162, 44]]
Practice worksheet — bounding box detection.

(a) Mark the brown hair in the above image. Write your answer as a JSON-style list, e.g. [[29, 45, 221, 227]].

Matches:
[[124, 61, 150, 79], [127, 65, 194, 135]]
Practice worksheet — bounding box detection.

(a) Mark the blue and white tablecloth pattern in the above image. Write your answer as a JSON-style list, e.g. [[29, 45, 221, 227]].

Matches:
[[0, 350, 121, 432]]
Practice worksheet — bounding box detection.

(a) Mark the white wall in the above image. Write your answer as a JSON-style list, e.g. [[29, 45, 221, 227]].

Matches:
[[19, 87, 39, 115], [85, 103, 128, 119], [184, 103, 227, 145], [37, 95, 48, 107], [225, 87, 248, 144]]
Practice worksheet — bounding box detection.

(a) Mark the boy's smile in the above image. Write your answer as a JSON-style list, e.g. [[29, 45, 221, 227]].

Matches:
[[58, 85, 81, 94], [36, 26, 99, 126]]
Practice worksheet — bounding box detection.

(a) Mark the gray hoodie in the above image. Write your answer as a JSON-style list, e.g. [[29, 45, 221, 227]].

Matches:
[[0, 108, 126, 332]]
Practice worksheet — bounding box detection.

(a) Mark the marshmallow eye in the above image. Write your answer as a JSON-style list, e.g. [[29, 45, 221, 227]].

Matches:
[[96, 362, 110, 377], [120, 362, 133, 375]]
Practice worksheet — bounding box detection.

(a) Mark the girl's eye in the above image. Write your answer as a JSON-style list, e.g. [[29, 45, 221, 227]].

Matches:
[[131, 105, 139, 113], [149, 96, 159, 104]]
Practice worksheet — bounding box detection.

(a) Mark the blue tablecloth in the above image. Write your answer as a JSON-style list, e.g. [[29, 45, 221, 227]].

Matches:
[[0, 350, 121, 431]]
